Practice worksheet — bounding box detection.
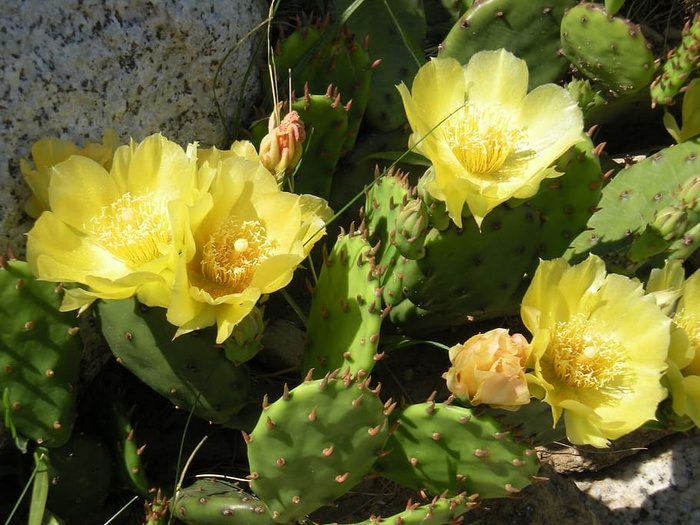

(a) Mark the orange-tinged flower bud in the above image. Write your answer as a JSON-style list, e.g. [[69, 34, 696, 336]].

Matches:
[[259, 109, 306, 182], [443, 328, 530, 411]]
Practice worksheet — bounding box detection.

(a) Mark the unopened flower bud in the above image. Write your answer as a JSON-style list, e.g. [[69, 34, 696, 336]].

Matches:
[[443, 328, 530, 411], [678, 175, 700, 213], [652, 205, 688, 241], [259, 110, 306, 182], [416, 168, 450, 231], [224, 306, 266, 365], [393, 199, 429, 259]]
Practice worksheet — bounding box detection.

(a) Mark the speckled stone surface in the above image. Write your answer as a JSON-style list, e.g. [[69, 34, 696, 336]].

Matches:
[[0, 0, 265, 255], [574, 430, 700, 524]]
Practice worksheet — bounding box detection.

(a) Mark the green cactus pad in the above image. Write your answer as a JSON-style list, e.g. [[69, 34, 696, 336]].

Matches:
[[399, 203, 542, 321], [0, 258, 83, 448], [333, 0, 427, 131], [290, 88, 350, 200], [351, 493, 476, 525], [273, 22, 372, 154], [103, 394, 151, 497], [528, 134, 604, 260], [247, 372, 389, 523], [488, 399, 566, 447], [362, 170, 420, 306], [45, 432, 113, 520], [302, 231, 384, 379], [650, 15, 700, 107], [566, 135, 700, 271], [97, 298, 250, 428], [440, 0, 575, 89], [173, 478, 275, 525], [560, 3, 655, 95], [376, 402, 539, 499]]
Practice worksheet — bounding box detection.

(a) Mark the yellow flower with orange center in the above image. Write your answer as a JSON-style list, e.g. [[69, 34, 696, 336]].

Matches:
[[521, 255, 670, 447], [397, 49, 583, 227], [26, 133, 206, 312], [167, 141, 332, 344]]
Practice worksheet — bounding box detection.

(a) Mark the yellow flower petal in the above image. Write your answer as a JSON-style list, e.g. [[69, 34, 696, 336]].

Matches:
[[463, 49, 529, 112], [49, 157, 121, 231], [28, 211, 129, 283], [20, 131, 119, 218]]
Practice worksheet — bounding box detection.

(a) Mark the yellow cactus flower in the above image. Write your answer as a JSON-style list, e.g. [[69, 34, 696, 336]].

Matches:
[[20, 130, 120, 218], [167, 142, 332, 344], [397, 49, 583, 227], [521, 255, 670, 447], [26, 133, 205, 312], [443, 328, 531, 411], [664, 269, 700, 426]]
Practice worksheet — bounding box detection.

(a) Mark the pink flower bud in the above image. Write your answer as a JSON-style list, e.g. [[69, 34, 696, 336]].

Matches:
[[259, 110, 306, 181], [443, 328, 530, 410]]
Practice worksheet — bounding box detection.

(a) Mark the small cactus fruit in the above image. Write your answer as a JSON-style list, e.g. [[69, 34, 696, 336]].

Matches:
[[173, 478, 275, 525], [0, 256, 82, 448], [375, 401, 539, 499], [246, 371, 389, 523], [97, 298, 250, 428], [45, 432, 113, 520], [223, 306, 265, 366], [650, 14, 700, 107], [302, 230, 385, 379], [566, 135, 700, 273], [440, 0, 575, 89], [560, 3, 656, 95]]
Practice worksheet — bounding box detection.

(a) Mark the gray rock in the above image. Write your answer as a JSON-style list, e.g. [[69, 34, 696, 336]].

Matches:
[[0, 0, 266, 255]]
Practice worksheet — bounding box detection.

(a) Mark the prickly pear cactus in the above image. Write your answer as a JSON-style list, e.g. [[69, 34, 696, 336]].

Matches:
[[394, 202, 542, 332], [650, 14, 700, 107], [45, 432, 113, 520], [560, 3, 656, 95], [0, 256, 83, 448], [488, 399, 566, 447], [302, 230, 385, 378], [528, 134, 604, 259], [272, 20, 373, 154], [97, 298, 251, 428], [351, 493, 477, 525], [333, 0, 427, 131], [246, 371, 389, 523], [566, 135, 700, 273], [440, 0, 575, 88], [173, 478, 275, 525], [102, 394, 151, 497], [290, 86, 350, 199], [376, 401, 540, 499]]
